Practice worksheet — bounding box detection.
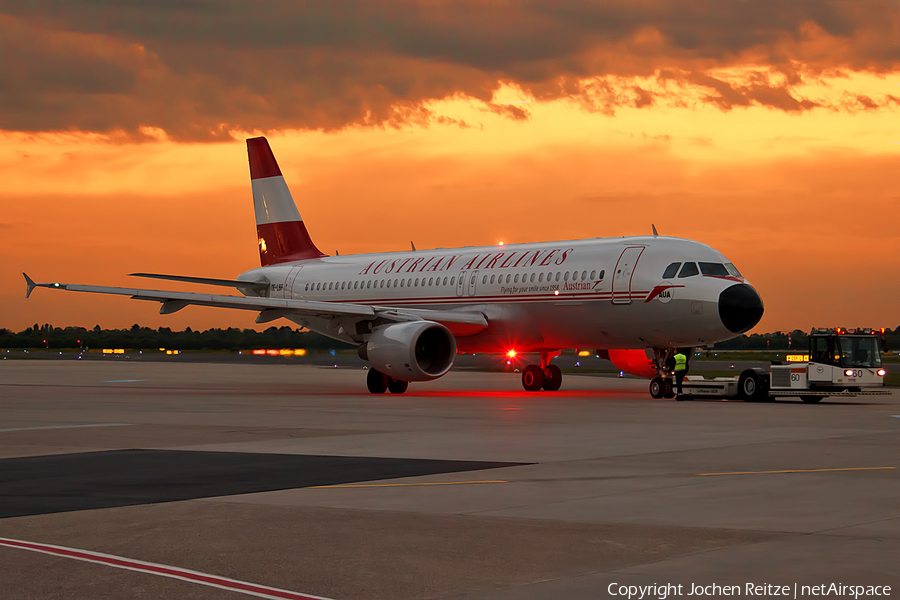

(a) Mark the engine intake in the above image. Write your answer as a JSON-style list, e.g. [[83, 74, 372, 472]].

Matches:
[[366, 321, 456, 381]]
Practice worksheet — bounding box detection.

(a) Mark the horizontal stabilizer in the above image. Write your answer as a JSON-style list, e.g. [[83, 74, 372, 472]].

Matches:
[[129, 273, 269, 292]]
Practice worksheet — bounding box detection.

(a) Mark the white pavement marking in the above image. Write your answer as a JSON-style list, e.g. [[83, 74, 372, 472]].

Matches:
[[0, 538, 334, 600], [0, 423, 130, 433], [103, 379, 145, 383]]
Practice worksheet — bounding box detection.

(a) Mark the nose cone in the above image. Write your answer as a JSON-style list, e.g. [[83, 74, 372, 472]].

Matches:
[[718, 284, 764, 334]]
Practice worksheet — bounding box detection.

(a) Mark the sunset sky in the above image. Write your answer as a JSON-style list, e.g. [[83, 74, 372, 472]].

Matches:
[[2, 1, 899, 334]]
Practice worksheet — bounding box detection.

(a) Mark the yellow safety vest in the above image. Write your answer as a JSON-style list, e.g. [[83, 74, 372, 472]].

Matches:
[[674, 353, 687, 371]]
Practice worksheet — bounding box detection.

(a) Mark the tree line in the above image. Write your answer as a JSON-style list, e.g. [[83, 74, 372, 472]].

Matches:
[[1, 324, 897, 352], [711, 328, 898, 351], [0, 324, 353, 351]]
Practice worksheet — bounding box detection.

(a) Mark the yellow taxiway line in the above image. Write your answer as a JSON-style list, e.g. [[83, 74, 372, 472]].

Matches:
[[697, 467, 896, 476]]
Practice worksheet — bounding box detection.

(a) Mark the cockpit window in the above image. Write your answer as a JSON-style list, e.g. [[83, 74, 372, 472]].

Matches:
[[662, 262, 681, 279], [725, 263, 742, 277], [678, 262, 699, 278], [698, 262, 729, 276], [836, 336, 882, 368]]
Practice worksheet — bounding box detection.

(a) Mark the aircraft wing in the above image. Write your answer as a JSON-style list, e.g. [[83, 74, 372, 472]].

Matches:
[[22, 274, 487, 334]]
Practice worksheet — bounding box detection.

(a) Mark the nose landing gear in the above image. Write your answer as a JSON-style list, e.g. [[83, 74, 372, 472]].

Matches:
[[649, 376, 674, 399], [521, 350, 563, 392], [649, 347, 677, 399]]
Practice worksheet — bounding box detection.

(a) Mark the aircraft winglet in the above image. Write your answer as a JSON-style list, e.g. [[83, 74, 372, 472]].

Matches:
[[23, 273, 36, 298], [411, 241, 417, 251], [23, 273, 65, 298], [651, 224, 659, 237]]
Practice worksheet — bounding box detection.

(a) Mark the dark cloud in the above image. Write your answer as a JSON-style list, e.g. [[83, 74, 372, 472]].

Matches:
[[485, 103, 531, 121], [675, 72, 822, 112], [632, 86, 655, 108], [1, 1, 898, 140]]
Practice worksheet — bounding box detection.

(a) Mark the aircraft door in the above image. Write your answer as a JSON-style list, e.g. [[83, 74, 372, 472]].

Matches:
[[285, 266, 304, 299], [467, 270, 479, 296], [611, 246, 645, 305], [456, 271, 466, 296]]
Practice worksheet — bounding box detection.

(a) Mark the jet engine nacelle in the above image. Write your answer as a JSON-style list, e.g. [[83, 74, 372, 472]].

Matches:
[[365, 321, 457, 381], [607, 348, 658, 378]]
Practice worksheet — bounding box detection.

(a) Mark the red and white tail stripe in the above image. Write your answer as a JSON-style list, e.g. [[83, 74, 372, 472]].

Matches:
[[247, 137, 325, 266]]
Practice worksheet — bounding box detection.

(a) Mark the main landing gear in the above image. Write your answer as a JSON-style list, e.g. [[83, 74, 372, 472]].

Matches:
[[521, 351, 562, 392], [366, 368, 409, 394]]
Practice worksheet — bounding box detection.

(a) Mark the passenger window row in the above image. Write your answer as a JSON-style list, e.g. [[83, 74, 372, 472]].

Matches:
[[482, 270, 604, 285], [302, 269, 607, 292], [305, 276, 455, 292]]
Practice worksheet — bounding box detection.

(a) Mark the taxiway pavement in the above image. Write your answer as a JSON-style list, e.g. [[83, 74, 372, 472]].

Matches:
[[0, 361, 897, 599]]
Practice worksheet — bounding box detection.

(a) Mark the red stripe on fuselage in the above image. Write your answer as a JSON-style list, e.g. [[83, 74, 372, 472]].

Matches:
[[258, 221, 326, 265], [290, 291, 651, 305], [644, 284, 685, 303]]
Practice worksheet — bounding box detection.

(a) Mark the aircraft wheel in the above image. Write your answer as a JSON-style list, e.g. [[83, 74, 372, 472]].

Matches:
[[522, 365, 545, 391], [388, 378, 409, 394], [662, 379, 675, 398], [802, 395, 824, 404], [649, 377, 664, 399], [367, 368, 389, 394], [542, 365, 562, 391]]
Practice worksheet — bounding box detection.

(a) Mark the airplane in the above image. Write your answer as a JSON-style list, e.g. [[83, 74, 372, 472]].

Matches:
[[24, 137, 764, 395]]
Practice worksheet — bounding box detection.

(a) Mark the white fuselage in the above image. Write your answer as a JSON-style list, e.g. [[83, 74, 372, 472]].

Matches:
[[238, 235, 753, 353]]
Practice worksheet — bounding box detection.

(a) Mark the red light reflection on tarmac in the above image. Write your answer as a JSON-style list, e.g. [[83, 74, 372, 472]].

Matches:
[[398, 389, 649, 400]]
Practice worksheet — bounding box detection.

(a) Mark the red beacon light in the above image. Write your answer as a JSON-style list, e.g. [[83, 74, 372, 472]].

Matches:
[[506, 349, 517, 358]]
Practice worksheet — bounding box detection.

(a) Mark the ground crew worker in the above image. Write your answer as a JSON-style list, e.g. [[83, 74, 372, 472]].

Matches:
[[673, 350, 688, 399]]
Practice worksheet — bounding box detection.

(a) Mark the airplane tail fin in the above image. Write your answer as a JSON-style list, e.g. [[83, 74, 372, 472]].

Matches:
[[247, 137, 325, 266]]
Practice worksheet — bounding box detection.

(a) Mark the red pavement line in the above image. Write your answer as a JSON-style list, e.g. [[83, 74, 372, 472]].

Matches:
[[0, 537, 333, 600]]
